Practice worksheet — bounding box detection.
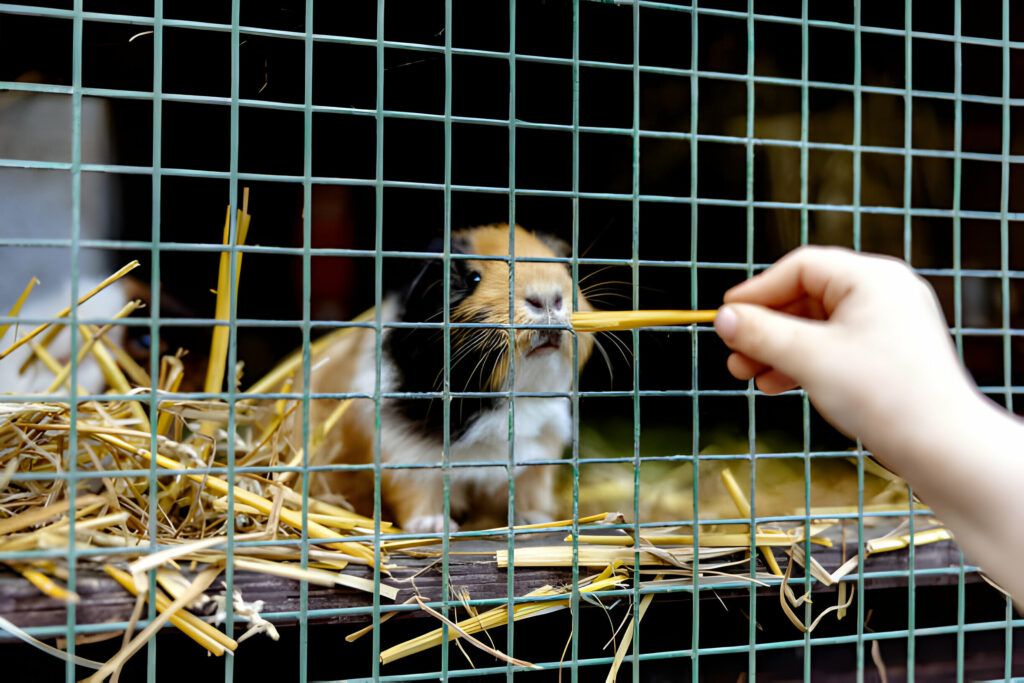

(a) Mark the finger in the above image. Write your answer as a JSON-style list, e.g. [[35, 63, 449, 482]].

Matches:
[[726, 352, 770, 381], [754, 368, 800, 394], [714, 303, 823, 382], [723, 245, 866, 310], [779, 295, 827, 321]]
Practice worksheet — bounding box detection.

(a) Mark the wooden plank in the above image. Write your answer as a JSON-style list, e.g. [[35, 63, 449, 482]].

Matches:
[[0, 537, 971, 632]]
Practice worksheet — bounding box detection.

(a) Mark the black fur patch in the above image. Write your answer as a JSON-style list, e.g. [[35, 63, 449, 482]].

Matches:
[[384, 242, 505, 442]]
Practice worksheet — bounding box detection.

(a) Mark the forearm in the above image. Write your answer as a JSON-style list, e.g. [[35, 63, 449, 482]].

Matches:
[[869, 386, 1024, 604]]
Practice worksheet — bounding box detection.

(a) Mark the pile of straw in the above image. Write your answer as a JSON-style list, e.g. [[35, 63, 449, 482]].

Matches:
[[0, 194, 396, 679]]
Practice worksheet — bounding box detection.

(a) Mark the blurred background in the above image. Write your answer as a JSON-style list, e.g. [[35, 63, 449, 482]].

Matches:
[[1, 0, 1022, 475]]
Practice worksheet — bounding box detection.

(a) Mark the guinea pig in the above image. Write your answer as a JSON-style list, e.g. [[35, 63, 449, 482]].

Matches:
[[296, 223, 594, 533]]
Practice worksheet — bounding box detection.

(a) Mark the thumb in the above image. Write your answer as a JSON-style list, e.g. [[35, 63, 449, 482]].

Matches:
[[714, 303, 824, 380]]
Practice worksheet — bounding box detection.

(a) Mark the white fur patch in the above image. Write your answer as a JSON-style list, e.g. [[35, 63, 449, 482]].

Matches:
[[376, 320, 575, 524]]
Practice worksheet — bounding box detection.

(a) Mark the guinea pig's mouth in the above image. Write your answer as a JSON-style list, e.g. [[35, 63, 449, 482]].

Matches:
[[527, 329, 562, 355]]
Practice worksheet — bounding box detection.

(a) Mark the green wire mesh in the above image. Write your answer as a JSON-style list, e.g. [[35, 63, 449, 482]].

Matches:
[[0, 1, 1021, 681]]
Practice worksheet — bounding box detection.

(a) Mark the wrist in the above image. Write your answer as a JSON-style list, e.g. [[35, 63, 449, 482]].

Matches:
[[863, 373, 982, 480], [875, 382, 1018, 518]]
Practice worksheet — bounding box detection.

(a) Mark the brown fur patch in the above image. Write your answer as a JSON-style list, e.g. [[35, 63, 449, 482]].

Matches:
[[451, 224, 594, 391]]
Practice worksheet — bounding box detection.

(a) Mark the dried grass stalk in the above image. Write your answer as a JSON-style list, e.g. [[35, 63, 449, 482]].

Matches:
[[0, 276, 39, 342], [411, 596, 541, 669], [866, 527, 952, 554], [380, 565, 628, 665], [777, 558, 856, 633], [86, 564, 224, 682], [0, 494, 103, 536], [496, 545, 739, 569], [18, 567, 79, 603], [200, 192, 251, 440], [346, 597, 416, 643], [605, 573, 663, 683], [571, 309, 717, 332], [381, 512, 617, 552], [0, 260, 140, 360], [104, 565, 236, 656], [566, 532, 829, 548], [720, 467, 783, 575], [94, 433, 376, 565], [0, 612, 104, 670]]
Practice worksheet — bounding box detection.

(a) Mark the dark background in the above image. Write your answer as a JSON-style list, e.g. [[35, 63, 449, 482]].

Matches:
[[2, 0, 1023, 447]]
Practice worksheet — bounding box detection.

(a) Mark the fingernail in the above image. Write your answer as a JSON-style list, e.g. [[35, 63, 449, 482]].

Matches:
[[715, 306, 737, 342]]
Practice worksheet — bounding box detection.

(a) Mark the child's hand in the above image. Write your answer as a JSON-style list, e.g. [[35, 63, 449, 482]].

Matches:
[[714, 245, 1024, 605], [713, 245, 974, 456]]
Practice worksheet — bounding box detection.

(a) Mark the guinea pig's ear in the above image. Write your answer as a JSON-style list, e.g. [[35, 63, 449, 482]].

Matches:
[[397, 235, 475, 322], [399, 238, 446, 321], [532, 231, 572, 259]]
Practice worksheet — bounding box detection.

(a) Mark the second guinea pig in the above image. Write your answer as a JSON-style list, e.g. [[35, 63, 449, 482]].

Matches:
[[299, 223, 595, 533]]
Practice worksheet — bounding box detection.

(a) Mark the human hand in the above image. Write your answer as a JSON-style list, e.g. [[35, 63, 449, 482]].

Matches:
[[713, 245, 976, 456]]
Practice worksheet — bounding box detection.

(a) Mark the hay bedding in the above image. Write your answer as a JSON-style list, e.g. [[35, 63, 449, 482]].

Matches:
[[0, 198, 954, 679]]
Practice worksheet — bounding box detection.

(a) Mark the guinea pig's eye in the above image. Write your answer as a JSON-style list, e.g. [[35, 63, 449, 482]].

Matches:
[[468, 271, 482, 286]]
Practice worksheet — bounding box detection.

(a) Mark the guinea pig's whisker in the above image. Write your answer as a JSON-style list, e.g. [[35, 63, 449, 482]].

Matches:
[[472, 330, 503, 351], [580, 279, 634, 292], [432, 339, 482, 389], [580, 282, 633, 296], [591, 335, 616, 384], [579, 291, 633, 306], [430, 328, 510, 393], [464, 354, 495, 393], [598, 330, 634, 366], [577, 265, 619, 287]]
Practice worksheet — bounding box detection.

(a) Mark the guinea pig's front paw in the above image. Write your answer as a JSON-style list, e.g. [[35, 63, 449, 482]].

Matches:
[[402, 514, 459, 535]]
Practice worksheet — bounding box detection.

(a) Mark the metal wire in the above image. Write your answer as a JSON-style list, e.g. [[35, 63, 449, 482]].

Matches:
[[0, 1, 1020, 681]]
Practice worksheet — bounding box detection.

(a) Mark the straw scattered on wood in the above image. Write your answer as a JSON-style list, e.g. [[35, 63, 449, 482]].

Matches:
[[0, 196, 960, 674], [380, 564, 629, 665]]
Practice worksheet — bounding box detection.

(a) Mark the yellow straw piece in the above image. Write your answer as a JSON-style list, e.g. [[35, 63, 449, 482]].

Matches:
[[380, 512, 617, 551], [96, 333, 151, 388], [276, 486, 388, 529], [24, 340, 87, 395], [278, 398, 353, 486], [565, 533, 830, 548], [380, 568, 627, 665], [0, 494, 103, 536], [42, 300, 141, 394], [866, 527, 952, 554], [496, 546, 726, 568], [225, 556, 398, 599], [606, 573, 663, 682], [0, 260, 140, 360], [102, 564, 235, 659], [571, 309, 717, 333], [792, 502, 930, 516], [202, 193, 251, 437], [94, 433, 376, 565], [0, 277, 39, 343], [20, 568, 80, 604], [346, 597, 415, 643], [156, 355, 186, 436], [720, 468, 784, 576]]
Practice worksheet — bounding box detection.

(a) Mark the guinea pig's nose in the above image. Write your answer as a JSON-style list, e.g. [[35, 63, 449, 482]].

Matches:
[[525, 293, 564, 314]]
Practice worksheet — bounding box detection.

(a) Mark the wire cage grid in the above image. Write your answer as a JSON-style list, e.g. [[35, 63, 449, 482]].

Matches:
[[0, 0, 1021, 681]]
